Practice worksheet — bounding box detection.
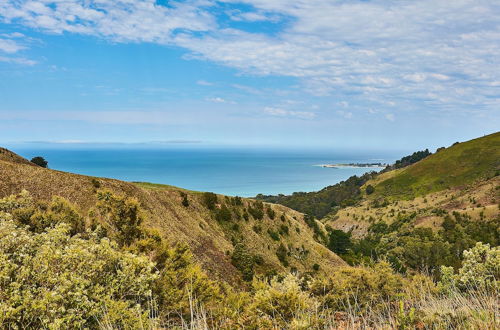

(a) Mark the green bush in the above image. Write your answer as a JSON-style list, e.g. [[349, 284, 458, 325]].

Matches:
[[231, 243, 256, 281], [268, 229, 280, 241], [0, 220, 157, 328], [180, 192, 189, 207], [440, 242, 499, 291], [202, 192, 218, 210], [90, 190, 144, 246], [215, 204, 232, 222], [266, 207, 276, 219], [366, 184, 375, 195], [276, 243, 288, 267], [310, 261, 407, 312]]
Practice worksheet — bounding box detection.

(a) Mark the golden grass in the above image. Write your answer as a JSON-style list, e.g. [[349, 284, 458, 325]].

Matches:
[[326, 176, 499, 238], [0, 151, 345, 286]]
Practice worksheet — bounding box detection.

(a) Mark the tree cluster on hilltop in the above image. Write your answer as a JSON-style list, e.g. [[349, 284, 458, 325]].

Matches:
[[256, 172, 377, 219]]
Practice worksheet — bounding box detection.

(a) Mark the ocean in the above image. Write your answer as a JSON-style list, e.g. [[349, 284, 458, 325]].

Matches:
[[12, 147, 400, 197]]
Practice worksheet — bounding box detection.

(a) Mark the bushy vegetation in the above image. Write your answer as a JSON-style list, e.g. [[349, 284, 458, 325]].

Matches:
[[329, 210, 499, 276], [256, 172, 377, 219], [202, 192, 218, 210], [0, 190, 498, 329], [383, 149, 432, 171]]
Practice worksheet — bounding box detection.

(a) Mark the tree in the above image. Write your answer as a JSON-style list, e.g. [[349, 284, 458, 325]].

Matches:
[[231, 243, 255, 281], [366, 184, 375, 195], [30, 156, 48, 168], [328, 229, 352, 255]]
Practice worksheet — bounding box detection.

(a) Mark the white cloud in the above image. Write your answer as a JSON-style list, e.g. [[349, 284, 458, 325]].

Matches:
[[1, 0, 499, 114], [0, 55, 36, 65], [226, 9, 280, 22], [197, 80, 213, 86], [0, 0, 216, 43], [385, 113, 395, 122], [207, 97, 228, 103], [264, 107, 315, 119], [0, 38, 25, 53]]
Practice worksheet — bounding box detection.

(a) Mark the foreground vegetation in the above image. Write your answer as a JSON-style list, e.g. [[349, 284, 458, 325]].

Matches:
[[1, 190, 498, 329]]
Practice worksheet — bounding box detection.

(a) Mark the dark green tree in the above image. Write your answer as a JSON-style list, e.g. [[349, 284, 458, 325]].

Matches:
[[202, 192, 218, 210], [30, 156, 48, 168], [366, 184, 375, 195], [328, 229, 352, 255]]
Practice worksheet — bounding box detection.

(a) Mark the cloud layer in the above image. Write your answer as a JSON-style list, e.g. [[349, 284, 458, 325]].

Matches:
[[1, 0, 499, 116]]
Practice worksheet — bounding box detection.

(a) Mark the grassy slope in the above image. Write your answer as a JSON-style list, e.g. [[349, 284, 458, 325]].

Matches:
[[0, 150, 344, 286], [371, 132, 500, 200], [326, 132, 500, 237]]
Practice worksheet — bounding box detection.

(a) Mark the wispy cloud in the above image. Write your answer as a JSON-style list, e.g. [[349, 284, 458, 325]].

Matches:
[[0, 0, 499, 116], [0, 38, 25, 53], [207, 97, 228, 103], [197, 80, 213, 86], [0, 33, 36, 65], [0, 55, 36, 65], [264, 107, 315, 119]]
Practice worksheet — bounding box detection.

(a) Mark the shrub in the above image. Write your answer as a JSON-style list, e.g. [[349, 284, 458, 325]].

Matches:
[[215, 204, 232, 222], [310, 261, 407, 312], [202, 192, 218, 210], [248, 202, 264, 220], [1, 192, 85, 235], [180, 192, 189, 207], [279, 224, 289, 236], [231, 243, 255, 281], [151, 243, 221, 322], [268, 229, 280, 241], [90, 190, 144, 246], [0, 220, 157, 328], [245, 275, 321, 328], [440, 242, 499, 291], [252, 224, 262, 233], [366, 184, 375, 195], [276, 243, 288, 267], [266, 207, 276, 220], [90, 178, 101, 189]]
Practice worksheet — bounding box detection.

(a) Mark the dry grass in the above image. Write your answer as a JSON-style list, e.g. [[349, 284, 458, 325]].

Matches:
[[0, 151, 345, 286], [327, 176, 499, 238], [97, 283, 499, 329]]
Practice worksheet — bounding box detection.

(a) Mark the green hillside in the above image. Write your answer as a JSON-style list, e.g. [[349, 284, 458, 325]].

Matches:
[[0, 145, 498, 329], [0, 149, 343, 286], [372, 132, 500, 199]]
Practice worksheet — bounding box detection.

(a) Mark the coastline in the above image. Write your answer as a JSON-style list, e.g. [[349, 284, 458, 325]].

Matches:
[[314, 163, 387, 169]]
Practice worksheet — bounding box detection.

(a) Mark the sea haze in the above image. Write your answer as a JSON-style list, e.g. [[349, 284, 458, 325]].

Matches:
[[12, 147, 401, 197]]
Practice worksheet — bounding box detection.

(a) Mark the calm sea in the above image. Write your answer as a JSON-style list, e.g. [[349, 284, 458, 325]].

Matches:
[[12, 147, 400, 197]]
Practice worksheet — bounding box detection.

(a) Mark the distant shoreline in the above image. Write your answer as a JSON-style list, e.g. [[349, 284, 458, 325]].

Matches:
[[315, 163, 388, 169]]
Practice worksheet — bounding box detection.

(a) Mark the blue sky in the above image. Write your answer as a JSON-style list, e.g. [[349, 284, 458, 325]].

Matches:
[[0, 0, 499, 151]]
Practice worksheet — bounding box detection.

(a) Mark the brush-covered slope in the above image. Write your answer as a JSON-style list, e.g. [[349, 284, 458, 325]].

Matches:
[[370, 132, 500, 200], [327, 132, 500, 238], [0, 148, 344, 285]]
